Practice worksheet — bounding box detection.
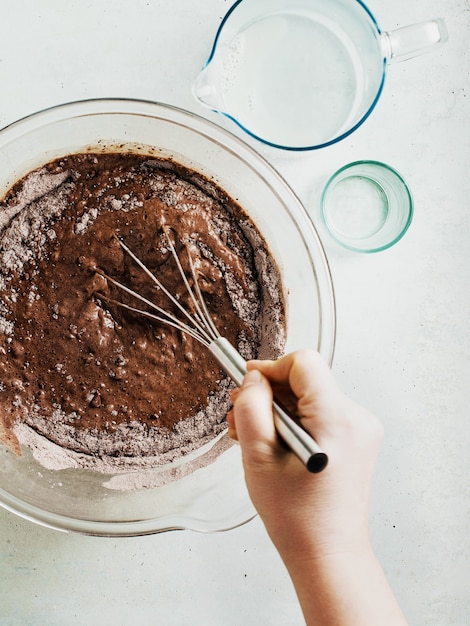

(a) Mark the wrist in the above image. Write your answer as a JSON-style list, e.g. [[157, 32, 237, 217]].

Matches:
[[263, 513, 371, 565], [277, 543, 409, 626]]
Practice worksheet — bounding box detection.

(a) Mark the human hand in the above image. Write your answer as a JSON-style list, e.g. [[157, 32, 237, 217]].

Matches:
[[227, 349, 384, 560], [227, 350, 409, 626]]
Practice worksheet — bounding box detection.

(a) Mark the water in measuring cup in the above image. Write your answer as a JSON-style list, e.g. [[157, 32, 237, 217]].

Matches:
[[219, 12, 364, 147]]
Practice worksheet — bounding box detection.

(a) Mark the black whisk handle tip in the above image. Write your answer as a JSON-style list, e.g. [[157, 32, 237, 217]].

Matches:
[[307, 452, 328, 473]]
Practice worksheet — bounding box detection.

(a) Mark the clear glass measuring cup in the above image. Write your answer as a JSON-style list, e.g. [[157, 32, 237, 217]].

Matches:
[[193, 0, 448, 150]]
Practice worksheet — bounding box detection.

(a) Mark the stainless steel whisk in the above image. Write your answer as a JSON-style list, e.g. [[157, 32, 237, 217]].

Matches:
[[98, 229, 328, 473]]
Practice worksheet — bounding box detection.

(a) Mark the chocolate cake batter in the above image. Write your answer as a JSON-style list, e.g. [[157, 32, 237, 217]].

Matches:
[[0, 152, 286, 472]]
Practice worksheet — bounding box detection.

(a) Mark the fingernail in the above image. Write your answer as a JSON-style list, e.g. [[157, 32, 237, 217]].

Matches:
[[229, 387, 240, 402], [242, 369, 263, 387], [227, 425, 238, 442]]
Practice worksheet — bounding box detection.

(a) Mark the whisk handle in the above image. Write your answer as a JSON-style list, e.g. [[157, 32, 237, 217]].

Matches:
[[209, 338, 328, 473]]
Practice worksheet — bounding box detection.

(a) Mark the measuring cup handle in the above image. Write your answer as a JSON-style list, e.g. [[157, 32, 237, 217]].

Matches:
[[381, 18, 449, 64]]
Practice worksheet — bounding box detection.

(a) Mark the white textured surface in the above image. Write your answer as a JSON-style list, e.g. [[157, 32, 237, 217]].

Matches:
[[0, 1, 469, 624]]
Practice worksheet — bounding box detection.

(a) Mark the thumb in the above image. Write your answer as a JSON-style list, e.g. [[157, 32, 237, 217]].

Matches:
[[233, 369, 278, 454]]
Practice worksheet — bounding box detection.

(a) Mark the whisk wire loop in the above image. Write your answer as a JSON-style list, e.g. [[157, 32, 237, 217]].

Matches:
[[95, 265, 209, 346], [115, 234, 214, 345], [161, 227, 220, 342]]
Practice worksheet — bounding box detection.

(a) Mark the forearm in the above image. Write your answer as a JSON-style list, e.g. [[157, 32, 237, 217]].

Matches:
[[279, 544, 408, 626]]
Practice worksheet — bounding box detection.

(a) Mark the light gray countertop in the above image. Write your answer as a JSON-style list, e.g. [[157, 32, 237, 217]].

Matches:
[[0, 1, 468, 624]]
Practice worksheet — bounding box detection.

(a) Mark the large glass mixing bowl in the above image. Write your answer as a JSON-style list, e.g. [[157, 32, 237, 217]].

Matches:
[[0, 99, 335, 536]]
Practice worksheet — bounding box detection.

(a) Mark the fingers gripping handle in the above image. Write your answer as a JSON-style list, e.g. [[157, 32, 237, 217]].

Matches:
[[273, 400, 328, 473], [210, 338, 328, 473]]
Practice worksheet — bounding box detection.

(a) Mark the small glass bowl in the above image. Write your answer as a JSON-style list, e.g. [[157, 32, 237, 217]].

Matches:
[[320, 160, 413, 253], [0, 99, 336, 536]]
